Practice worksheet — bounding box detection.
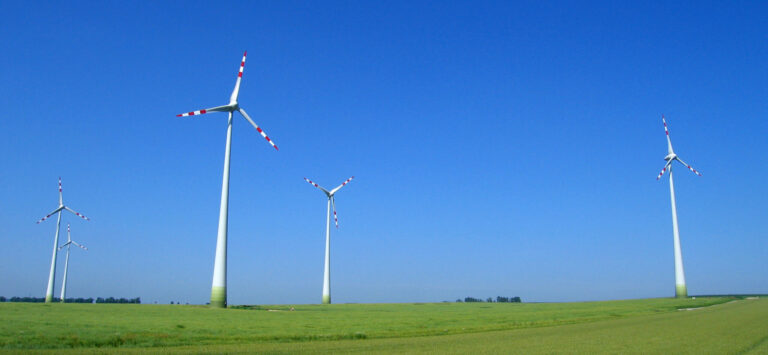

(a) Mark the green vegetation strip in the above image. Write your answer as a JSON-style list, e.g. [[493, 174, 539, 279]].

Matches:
[[0, 297, 739, 351]]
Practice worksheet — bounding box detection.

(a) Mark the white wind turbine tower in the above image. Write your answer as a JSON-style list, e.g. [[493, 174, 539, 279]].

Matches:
[[59, 223, 87, 302], [304, 176, 354, 304], [177, 51, 279, 308], [36, 178, 90, 303], [655, 115, 702, 298]]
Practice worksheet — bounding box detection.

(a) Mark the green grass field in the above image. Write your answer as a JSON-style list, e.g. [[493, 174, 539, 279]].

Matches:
[[1, 297, 766, 353]]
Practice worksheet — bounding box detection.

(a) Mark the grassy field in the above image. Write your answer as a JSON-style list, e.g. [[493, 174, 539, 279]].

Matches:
[[1, 297, 765, 353]]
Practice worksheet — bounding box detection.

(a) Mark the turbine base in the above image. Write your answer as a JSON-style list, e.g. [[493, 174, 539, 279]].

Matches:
[[675, 284, 688, 298], [322, 294, 331, 305], [210, 287, 227, 308]]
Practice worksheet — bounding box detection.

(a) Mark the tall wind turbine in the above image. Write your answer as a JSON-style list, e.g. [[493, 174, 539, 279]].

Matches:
[[59, 223, 87, 302], [304, 176, 354, 304], [36, 178, 90, 303], [177, 51, 279, 308], [655, 115, 702, 298]]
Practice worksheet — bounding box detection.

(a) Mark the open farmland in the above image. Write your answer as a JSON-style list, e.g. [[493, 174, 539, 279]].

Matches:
[[2, 297, 766, 353]]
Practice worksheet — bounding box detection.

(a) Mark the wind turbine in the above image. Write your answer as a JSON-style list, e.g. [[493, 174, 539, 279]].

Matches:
[[655, 115, 702, 298], [36, 177, 90, 303], [59, 223, 87, 302], [177, 51, 279, 308], [304, 176, 354, 304]]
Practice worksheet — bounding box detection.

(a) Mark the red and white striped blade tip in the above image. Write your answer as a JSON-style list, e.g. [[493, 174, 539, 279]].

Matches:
[[238, 51, 247, 78], [332, 202, 339, 228], [254, 126, 278, 150], [176, 109, 210, 117], [66, 207, 90, 221], [685, 165, 702, 176], [36, 214, 53, 224], [304, 178, 319, 188]]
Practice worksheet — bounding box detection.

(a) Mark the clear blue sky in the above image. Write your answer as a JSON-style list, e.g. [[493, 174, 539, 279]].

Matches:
[[1, 1, 766, 305]]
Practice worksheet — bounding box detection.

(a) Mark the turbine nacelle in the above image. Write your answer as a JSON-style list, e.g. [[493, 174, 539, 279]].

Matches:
[[223, 103, 239, 112], [664, 153, 677, 162]]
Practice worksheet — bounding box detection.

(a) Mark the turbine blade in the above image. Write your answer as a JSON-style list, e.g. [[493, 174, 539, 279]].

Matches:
[[229, 51, 247, 103], [238, 107, 279, 150], [304, 178, 331, 195], [674, 157, 702, 176], [67, 223, 71, 242], [58, 177, 63, 205], [656, 160, 673, 180], [176, 105, 231, 117], [72, 241, 87, 251], [330, 176, 354, 195], [662, 115, 674, 154], [58, 241, 71, 250], [331, 197, 339, 229], [64, 206, 90, 221], [37, 206, 64, 224]]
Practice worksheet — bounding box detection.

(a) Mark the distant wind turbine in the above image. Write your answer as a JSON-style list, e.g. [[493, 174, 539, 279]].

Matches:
[[59, 223, 87, 302], [655, 115, 702, 298], [304, 176, 354, 304], [177, 51, 279, 308], [36, 178, 90, 303]]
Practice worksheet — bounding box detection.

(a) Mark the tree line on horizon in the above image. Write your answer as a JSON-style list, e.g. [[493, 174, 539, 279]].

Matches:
[[0, 296, 141, 304], [456, 296, 522, 303]]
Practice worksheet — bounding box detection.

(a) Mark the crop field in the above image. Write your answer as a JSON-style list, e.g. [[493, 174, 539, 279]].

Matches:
[[1, 297, 766, 354]]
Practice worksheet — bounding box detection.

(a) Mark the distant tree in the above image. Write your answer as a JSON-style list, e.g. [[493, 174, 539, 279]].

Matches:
[[7, 297, 45, 303], [170, 301, 174, 304], [455, 296, 521, 303], [0, 296, 6, 302]]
